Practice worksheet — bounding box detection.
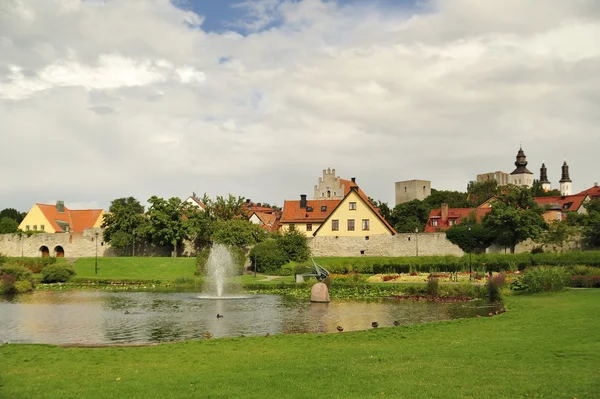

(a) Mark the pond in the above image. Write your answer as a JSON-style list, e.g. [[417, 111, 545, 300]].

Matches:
[[0, 291, 500, 345]]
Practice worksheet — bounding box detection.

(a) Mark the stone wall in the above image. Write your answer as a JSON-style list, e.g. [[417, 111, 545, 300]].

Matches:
[[0, 229, 197, 258], [308, 232, 464, 257]]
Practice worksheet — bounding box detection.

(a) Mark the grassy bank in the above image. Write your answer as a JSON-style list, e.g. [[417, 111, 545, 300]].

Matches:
[[72, 257, 196, 281], [1, 290, 599, 398]]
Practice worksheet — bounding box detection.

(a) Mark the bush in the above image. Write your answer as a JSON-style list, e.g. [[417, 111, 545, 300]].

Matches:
[[14, 280, 33, 293], [249, 240, 287, 274], [0, 273, 16, 295], [13, 257, 57, 273], [277, 226, 311, 262], [570, 275, 600, 288], [41, 265, 76, 283], [0, 253, 7, 266], [426, 277, 439, 296], [0, 264, 33, 283], [195, 247, 210, 275], [522, 266, 569, 293], [486, 273, 505, 302]]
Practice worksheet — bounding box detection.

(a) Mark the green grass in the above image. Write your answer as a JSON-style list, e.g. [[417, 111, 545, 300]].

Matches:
[[1, 290, 599, 398], [72, 257, 196, 281]]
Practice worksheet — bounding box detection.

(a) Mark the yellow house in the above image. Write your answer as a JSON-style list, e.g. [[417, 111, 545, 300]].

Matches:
[[280, 186, 396, 237], [19, 201, 105, 234]]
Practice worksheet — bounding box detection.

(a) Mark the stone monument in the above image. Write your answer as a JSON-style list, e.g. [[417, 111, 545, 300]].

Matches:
[[310, 282, 330, 303]]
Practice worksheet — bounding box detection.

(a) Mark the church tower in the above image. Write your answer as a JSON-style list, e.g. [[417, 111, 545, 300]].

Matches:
[[539, 162, 551, 192], [509, 146, 533, 187], [559, 160, 572, 196]]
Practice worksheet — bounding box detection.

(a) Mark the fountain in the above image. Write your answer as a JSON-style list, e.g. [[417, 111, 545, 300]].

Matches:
[[198, 243, 250, 300]]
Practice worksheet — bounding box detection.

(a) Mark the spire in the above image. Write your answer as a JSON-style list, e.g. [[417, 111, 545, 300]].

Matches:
[[559, 160, 572, 183], [539, 162, 550, 184], [510, 146, 533, 175]]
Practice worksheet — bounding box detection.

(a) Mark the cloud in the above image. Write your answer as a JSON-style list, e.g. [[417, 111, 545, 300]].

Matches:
[[1, 0, 599, 212]]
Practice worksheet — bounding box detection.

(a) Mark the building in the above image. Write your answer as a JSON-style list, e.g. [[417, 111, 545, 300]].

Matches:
[[18, 201, 105, 234], [559, 161, 572, 196], [313, 168, 354, 200], [281, 174, 396, 237], [425, 203, 491, 233], [183, 193, 206, 210], [534, 194, 588, 222], [395, 180, 431, 205], [476, 171, 510, 186], [248, 211, 281, 232], [577, 183, 600, 200], [509, 146, 534, 188], [539, 163, 551, 192]]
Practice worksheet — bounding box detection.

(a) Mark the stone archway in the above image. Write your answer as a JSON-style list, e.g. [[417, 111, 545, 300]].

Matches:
[[54, 246, 65, 258], [39, 246, 50, 257]]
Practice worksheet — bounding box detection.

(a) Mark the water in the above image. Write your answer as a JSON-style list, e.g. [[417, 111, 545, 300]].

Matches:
[[0, 291, 500, 345]]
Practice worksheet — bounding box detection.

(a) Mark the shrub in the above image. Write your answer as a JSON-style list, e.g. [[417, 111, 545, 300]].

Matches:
[[195, 247, 210, 275], [249, 240, 287, 274], [0, 273, 16, 295], [41, 265, 75, 283], [0, 264, 33, 283], [570, 275, 600, 288], [0, 253, 7, 266], [522, 266, 569, 293], [486, 273, 505, 302], [13, 257, 57, 273], [14, 280, 33, 293], [426, 277, 439, 296]]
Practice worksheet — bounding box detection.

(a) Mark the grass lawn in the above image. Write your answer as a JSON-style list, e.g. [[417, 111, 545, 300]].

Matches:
[[1, 289, 599, 398], [72, 257, 196, 281]]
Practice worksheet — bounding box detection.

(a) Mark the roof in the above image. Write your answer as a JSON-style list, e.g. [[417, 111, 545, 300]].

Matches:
[[242, 200, 277, 214], [250, 211, 281, 232], [185, 196, 206, 209], [36, 204, 103, 233], [425, 207, 491, 233], [534, 194, 587, 212], [577, 185, 600, 200], [281, 199, 341, 223], [312, 186, 397, 235]]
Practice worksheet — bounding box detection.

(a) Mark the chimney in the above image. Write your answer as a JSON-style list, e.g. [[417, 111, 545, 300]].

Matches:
[[56, 201, 65, 213], [257, 203, 262, 207], [300, 194, 307, 209], [351, 177, 356, 183], [246, 199, 251, 204], [595, 182, 598, 187], [441, 203, 448, 221]]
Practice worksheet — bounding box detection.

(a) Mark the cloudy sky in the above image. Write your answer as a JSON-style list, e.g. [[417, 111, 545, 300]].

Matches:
[[1, 0, 599, 212]]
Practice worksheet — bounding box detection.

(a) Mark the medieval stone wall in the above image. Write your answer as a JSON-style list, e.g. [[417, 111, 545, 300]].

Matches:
[[308, 232, 464, 257]]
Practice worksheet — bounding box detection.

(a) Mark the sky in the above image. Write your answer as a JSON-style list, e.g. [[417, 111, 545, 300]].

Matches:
[[1, 0, 599, 212]]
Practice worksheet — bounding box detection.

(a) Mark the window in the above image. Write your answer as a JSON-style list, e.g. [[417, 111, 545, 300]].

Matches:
[[306, 223, 312, 231], [289, 223, 295, 229], [362, 219, 370, 231], [556, 212, 562, 221], [332, 219, 339, 231], [33, 225, 37, 231], [41, 225, 45, 231], [321, 206, 327, 212], [327, 190, 331, 198], [349, 202, 357, 210], [449, 219, 456, 226], [431, 219, 438, 227], [26, 225, 30, 231], [347, 219, 355, 231], [306, 206, 313, 212], [322, 192, 324, 197]]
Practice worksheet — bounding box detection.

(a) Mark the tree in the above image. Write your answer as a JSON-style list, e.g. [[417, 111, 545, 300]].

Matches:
[[423, 189, 470, 209], [483, 185, 547, 253], [201, 194, 247, 221], [568, 199, 600, 249], [0, 217, 19, 234], [185, 207, 214, 250], [102, 197, 147, 251], [446, 221, 496, 254], [391, 200, 430, 233], [277, 225, 311, 262], [146, 196, 189, 257], [530, 180, 561, 197], [249, 240, 287, 274], [212, 219, 268, 248], [466, 180, 499, 207], [541, 220, 577, 252], [0, 208, 26, 224]]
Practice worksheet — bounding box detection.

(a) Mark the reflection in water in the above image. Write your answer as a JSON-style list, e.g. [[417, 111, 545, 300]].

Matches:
[[0, 291, 501, 345]]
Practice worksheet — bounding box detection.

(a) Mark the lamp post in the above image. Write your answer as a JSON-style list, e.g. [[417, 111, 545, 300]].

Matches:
[[468, 226, 472, 281], [95, 231, 99, 275], [415, 227, 419, 257]]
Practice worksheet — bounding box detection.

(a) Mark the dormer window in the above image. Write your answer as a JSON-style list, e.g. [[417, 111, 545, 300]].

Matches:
[[306, 206, 313, 212], [321, 206, 327, 212]]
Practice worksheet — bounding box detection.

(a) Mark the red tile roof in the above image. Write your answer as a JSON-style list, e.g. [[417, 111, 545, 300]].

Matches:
[[534, 194, 587, 212], [577, 185, 600, 200], [36, 204, 103, 233], [425, 207, 491, 233], [281, 199, 341, 223]]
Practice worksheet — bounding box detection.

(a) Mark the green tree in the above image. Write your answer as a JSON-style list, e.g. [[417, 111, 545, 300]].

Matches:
[[201, 194, 247, 221], [483, 185, 547, 253], [530, 180, 561, 197], [423, 189, 470, 209], [249, 240, 287, 274], [391, 200, 430, 233], [466, 180, 499, 207], [212, 219, 268, 248], [542, 220, 577, 252], [102, 197, 147, 252], [446, 215, 495, 253], [0, 208, 26, 224], [569, 199, 600, 249], [185, 207, 214, 250], [0, 217, 19, 234], [146, 196, 189, 257], [277, 225, 311, 262]]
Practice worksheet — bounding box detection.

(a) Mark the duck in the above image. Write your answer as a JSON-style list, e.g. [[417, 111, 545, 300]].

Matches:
[[216, 313, 224, 318], [393, 320, 400, 326], [488, 312, 494, 317], [265, 333, 271, 338], [203, 331, 213, 339], [336, 326, 344, 332], [371, 321, 379, 328]]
